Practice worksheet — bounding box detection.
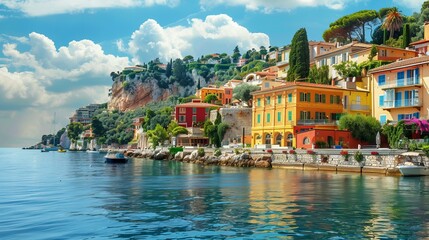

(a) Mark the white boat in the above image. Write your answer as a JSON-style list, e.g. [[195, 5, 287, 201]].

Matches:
[[104, 151, 128, 164], [397, 152, 429, 176]]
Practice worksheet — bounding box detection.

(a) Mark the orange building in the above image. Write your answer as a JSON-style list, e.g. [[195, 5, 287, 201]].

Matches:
[[296, 129, 361, 149], [196, 86, 233, 105]]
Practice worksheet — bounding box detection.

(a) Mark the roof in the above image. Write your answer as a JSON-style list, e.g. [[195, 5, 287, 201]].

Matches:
[[175, 102, 220, 108], [353, 45, 417, 55], [315, 41, 372, 59], [410, 39, 429, 46], [368, 55, 429, 74], [251, 81, 342, 95]]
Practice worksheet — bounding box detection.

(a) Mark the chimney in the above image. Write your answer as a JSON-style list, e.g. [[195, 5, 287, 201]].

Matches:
[[424, 22, 429, 41]]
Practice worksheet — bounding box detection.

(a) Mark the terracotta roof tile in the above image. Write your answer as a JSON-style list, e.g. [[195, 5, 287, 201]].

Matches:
[[176, 102, 220, 108], [368, 55, 429, 73]]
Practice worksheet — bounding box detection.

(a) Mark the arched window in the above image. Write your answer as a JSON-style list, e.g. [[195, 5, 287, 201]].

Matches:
[[303, 137, 310, 145]]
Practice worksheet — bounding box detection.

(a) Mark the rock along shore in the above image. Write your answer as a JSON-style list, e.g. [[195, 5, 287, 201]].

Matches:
[[121, 147, 421, 176]]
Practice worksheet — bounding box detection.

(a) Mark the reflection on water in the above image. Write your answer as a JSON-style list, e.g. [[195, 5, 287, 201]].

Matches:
[[0, 148, 428, 239]]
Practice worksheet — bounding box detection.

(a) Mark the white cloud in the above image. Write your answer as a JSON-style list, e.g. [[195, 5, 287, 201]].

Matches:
[[0, 33, 130, 147], [199, 0, 351, 12], [394, 0, 426, 11], [0, 0, 180, 16], [126, 14, 270, 63]]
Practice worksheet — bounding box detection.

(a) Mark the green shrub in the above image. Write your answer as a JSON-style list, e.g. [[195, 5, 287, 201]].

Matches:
[[315, 141, 328, 148], [234, 148, 241, 155], [169, 147, 183, 156], [197, 148, 205, 157], [422, 145, 429, 157], [408, 140, 418, 151], [354, 151, 364, 163], [214, 148, 222, 157]]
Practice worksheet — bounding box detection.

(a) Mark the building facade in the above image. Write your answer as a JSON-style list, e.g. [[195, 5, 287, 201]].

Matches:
[[369, 55, 429, 124], [174, 99, 219, 128]]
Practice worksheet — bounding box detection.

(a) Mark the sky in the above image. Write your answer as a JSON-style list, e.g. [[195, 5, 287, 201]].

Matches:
[[0, 0, 424, 147]]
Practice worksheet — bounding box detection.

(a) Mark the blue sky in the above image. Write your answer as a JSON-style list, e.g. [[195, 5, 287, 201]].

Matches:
[[0, 0, 424, 147]]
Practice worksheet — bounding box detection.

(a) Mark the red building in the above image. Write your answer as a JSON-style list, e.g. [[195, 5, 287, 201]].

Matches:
[[174, 99, 219, 127], [296, 129, 362, 149]]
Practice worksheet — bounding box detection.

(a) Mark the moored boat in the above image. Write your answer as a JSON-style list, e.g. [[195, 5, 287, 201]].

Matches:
[[104, 151, 128, 164], [397, 152, 429, 176]]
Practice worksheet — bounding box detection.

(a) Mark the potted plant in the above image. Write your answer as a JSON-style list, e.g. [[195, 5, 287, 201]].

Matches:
[[340, 150, 349, 161], [354, 151, 364, 166]]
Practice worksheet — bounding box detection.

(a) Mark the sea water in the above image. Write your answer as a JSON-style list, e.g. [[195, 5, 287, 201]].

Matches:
[[0, 148, 428, 239]]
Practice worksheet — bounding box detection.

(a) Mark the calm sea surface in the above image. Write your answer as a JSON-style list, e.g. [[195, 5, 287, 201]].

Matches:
[[0, 148, 428, 239]]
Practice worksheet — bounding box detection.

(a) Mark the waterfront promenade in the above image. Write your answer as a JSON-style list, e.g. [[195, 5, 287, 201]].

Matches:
[[120, 147, 416, 176]]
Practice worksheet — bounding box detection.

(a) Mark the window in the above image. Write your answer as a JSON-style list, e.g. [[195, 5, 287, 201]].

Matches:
[[179, 115, 185, 123], [192, 107, 196, 114], [257, 114, 261, 123], [265, 82, 270, 88], [379, 95, 384, 107], [299, 92, 311, 102], [330, 95, 341, 104], [179, 108, 186, 114], [277, 112, 281, 122], [331, 56, 336, 65], [288, 93, 292, 102], [277, 95, 282, 104], [266, 96, 271, 105], [192, 116, 196, 122], [288, 111, 292, 121], [267, 113, 271, 123], [315, 94, 326, 103], [303, 137, 310, 144], [300, 111, 310, 120], [257, 98, 261, 106], [315, 112, 326, 120], [378, 75, 385, 86], [380, 115, 387, 124], [379, 49, 387, 57], [341, 53, 347, 62]]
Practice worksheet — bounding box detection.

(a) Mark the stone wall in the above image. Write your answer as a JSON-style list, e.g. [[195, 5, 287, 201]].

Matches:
[[210, 108, 252, 145]]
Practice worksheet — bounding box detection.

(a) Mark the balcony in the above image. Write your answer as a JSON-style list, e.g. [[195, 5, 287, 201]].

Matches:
[[382, 98, 421, 109], [350, 104, 370, 111], [297, 119, 337, 126], [380, 77, 421, 89]]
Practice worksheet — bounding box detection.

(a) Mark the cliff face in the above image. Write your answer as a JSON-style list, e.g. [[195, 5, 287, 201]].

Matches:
[[108, 79, 173, 111]]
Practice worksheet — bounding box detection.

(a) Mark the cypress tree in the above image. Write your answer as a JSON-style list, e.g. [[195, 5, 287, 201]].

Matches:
[[402, 23, 411, 49], [287, 28, 310, 81]]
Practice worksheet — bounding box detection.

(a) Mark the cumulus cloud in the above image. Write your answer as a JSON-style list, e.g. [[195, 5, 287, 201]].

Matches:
[[0, 33, 129, 147], [393, 0, 426, 11], [0, 0, 180, 17], [126, 14, 270, 63], [199, 0, 352, 12]]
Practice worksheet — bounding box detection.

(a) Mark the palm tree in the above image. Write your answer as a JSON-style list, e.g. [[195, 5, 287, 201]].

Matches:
[[382, 8, 403, 39]]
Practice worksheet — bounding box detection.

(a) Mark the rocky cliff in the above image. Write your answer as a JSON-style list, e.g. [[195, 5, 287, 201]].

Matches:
[[108, 79, 170, 111]]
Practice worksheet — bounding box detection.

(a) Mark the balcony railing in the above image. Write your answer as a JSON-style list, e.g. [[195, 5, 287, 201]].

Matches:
[[380, 77, 421, 89], [350, 104, 370, 111], [382, 98, 421, 108], [297, 119, 337, 126]]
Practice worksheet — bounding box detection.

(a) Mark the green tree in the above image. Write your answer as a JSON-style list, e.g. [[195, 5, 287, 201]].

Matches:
[[147, 124, 168, 148], [368, 45, 378, 61], [333, 61, 361, 78], [402, 23, 411, 48], [338, 114, 381, 143], [382, 7, 403, 39], [166, 59, 173, 77], [232, 46, 241, 63], [204, 94, 218, 104], [323, 10, 379, 43], [233, 83, 260, 106], [308, 65, 330, 84], [67, 122, 84, 144], [91, 117, 105, 138], [287, 28, 310, 81]]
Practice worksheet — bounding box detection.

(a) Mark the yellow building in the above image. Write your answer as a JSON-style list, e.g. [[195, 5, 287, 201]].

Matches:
[[369, 55, 429, 124], [251, 81, 372, 148]]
